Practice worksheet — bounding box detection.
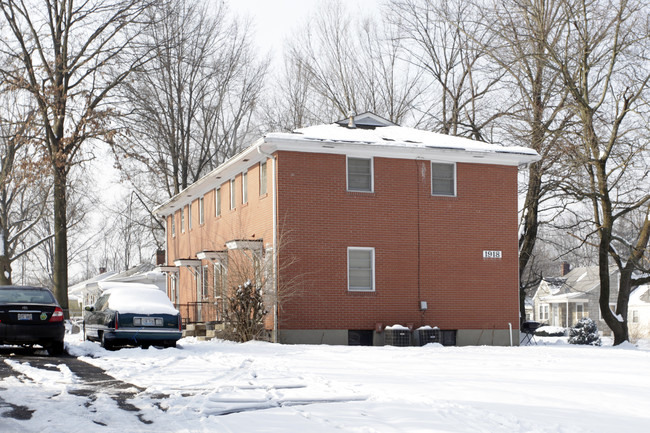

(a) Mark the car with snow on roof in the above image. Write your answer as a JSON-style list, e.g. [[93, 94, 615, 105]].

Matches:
[[83, 283, 181, 349], [0, 285, 65, 356]]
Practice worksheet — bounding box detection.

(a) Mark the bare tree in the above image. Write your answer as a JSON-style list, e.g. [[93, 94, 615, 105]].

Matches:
[[116, 0, 267, 200], [477, 0, 575, 321], [543, 0, 650, 344], [287, 0, 421, 124], [0, 0, 154, 315], [389, 0, 504, 139], [0, 88, 52, 285]]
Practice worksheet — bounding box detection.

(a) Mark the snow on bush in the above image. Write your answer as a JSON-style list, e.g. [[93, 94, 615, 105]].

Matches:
[[568, 317, 602, 346]]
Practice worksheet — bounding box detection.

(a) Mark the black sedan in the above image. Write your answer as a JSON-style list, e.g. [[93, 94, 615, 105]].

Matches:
[[0, 285, 66, 356], [84, 284, 182, 349]]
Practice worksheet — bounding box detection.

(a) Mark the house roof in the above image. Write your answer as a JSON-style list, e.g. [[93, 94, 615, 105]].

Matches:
[[154, 114, 541, 216], [630, 284, 650, 305], [537, 265, 619, 302]]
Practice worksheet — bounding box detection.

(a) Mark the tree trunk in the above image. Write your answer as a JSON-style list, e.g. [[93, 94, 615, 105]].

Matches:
[[52, 163, 69, 318], [0, 252, 10, 285]]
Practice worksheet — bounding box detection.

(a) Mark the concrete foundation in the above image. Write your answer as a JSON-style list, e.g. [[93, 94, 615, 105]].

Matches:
[[278, 328, 520, 346]]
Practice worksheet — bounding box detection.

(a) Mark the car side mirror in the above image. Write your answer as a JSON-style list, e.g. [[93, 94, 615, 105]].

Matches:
[[84, 306, 94, 312]]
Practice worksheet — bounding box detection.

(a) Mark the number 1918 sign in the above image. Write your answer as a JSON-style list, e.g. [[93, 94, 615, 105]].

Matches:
[[483, 250, 502, 259]]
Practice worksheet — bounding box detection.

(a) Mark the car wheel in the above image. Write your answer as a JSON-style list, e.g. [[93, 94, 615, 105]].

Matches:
[[100, 333, 113, 350], [166, 341, 177, 348], [47, 341, 65, 356], [82, 323, 87, 341]]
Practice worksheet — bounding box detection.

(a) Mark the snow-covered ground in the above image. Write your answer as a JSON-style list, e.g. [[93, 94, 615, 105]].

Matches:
[[2, 333, 649, 433]]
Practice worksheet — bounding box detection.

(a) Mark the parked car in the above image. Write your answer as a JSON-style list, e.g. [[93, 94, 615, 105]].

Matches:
[[83, 284, 181, 349], [0, 285, 65, 356]]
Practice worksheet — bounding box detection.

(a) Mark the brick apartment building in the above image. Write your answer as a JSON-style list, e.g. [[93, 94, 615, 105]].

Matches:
[[155, 113, 540, 346]]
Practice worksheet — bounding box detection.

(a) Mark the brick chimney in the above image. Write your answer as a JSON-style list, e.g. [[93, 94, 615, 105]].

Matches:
[[560, 262, 571, 276]]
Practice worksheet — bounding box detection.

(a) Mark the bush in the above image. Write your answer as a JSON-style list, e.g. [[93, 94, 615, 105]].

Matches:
[[568, 317, 602, 346]]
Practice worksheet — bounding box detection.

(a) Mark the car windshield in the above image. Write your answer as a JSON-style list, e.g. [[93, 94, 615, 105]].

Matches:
[[0, 289, 56, 305]]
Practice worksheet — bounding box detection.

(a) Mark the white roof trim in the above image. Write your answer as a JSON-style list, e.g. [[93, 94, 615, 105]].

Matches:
[[154, 122, 540, 216]]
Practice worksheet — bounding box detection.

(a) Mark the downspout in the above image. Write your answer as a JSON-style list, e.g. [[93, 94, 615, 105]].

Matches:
[[258, 144, 278, 343]]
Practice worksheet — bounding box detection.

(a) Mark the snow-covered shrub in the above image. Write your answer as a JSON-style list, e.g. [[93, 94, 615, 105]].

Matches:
[[568, 318, 602, 346]]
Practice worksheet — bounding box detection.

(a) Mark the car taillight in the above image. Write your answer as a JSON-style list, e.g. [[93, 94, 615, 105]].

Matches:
[[178, 314, 182, 331], [115, 311, 119, 330], [49, 307, 64, 322]]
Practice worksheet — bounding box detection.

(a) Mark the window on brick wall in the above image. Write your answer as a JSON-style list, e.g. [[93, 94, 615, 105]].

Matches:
[[242, 171, 248, 204], [188, 201, 193, 230], [216, 187, 221, 217], [348, 247, 375, 291], [202, 266, 209, 298], [230, 179, 236, 209], [260, 161, 267, 195], [431, 162, 456, 196], [347, 157, 373, 192]]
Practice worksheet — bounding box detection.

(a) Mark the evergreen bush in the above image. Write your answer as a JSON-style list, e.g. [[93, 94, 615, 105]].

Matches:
[[568, 317, 602, 346]]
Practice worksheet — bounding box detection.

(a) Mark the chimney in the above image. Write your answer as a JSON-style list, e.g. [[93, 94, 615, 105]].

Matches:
[[560, 262, 571, 276], [99, 267, 107, 274]]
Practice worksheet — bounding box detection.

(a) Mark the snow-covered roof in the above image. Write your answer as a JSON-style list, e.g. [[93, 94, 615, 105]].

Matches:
[[630, 284, 650, 305], [155, 114, 540, 215]]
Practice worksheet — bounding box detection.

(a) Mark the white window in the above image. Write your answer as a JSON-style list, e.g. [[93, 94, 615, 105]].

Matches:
[[431, 162, 456, 196], [170, 275, 178, 305], [188, 201, 193, 230], [216, 188, 221, 217], [214, 264, 225, 298], [170, 214, 175, 238], [539, 304, 549, 321], [576, 303, 584, 319], [347, 157, 373, 192], [632, 310, 639, 323], [242, 171, 248, 204], [180, 207, 185, 233], [230, 179, 236, 209], [260, 161, 268, 195], [348, 247, 375, 291], [199, 197, 204, 225], [202, 266, 209, 298]]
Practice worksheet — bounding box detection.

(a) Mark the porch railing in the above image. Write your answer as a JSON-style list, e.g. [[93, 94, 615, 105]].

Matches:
[[176, 301, 224, 326]]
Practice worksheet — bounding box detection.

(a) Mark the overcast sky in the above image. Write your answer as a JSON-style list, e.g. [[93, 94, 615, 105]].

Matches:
[[226, 0, 379, 55]]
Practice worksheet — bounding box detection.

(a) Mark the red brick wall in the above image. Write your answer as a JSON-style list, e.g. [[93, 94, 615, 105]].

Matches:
[[165, 160, 274, 315], [275, 150, 519, 332]]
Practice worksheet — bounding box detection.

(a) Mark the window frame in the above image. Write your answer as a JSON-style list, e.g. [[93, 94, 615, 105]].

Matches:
[[198, 197, 205, 225], [431, 161, 456, 197], [201, 265, 210, 299], [216, 187, 221, 217], [188, 201, 193, 230], [242, 171, 248, 204], [346, 156, 374, 193], [230, 179, 236, 210], [180, 207, 185, 233], [347, 247, 375, 292], [260, 161, 268, 195], [170, 214, 175, 238]]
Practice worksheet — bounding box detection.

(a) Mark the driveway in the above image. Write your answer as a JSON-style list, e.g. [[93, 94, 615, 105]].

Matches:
[[0, 347, 161, 426]]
